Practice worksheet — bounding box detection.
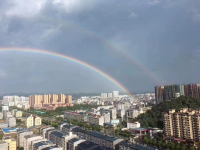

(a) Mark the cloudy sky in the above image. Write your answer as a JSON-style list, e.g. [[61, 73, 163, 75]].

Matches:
[[0, 0, 200, 94]]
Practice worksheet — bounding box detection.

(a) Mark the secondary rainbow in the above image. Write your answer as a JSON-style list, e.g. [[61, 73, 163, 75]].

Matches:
[[38, 17, 161, 84], [0, 47, 132, 96]]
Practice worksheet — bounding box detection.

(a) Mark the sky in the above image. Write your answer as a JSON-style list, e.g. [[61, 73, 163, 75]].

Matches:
[[0, 0, 200, 94]]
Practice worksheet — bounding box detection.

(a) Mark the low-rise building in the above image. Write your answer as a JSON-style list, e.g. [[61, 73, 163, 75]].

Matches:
[[75, 141, 106, 150], [33, 140, 55, 150], [42, 127, 55, 138], [0, 112, 3, 119], [67, 138, 85, 150], [26, 114, 34, 128], [17, 130, 33, 148], [15, 111, 23, 117], [109, 108, 117, 120], [24, 134, 43, 150], [31, 139, 48, 150], [0, 141, 8, 150], [0, 123, 8, 128], [60, 124, 79, 135], [117, 141, 153, 150], [127, 122, 141, 129], [77, 130, 124, 149], [34, 116, 42, 126], [8, 117, 16, 127], [40, 146, 62, 150], [4, 137, 17, 150], [48, 131, 65, 148], [88, 115, 104, 126], [117, 109, 125, 119]]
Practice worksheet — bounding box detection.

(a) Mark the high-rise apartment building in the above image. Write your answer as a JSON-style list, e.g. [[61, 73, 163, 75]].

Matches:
[[155, 86, 164, 104], [29, 95, 43, 108], [66, 95, 72, 104], [108, 93, 113, 98], [155, 83, 200, 104], [101, 93, 107, 99], [163, 108, 200, 142], [29, 94, 73, 109], [51, 94, 58, 104], [58, 94, 66, 103], [113, 91, 119, 98], [43, 94, 49, 104]]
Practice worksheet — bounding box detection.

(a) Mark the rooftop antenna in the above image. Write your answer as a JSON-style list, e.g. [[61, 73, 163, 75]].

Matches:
[[163, 81, 166, 86]]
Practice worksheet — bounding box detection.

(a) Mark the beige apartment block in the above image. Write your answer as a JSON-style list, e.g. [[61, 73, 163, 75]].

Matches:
[[51, 94, 58, 104], [34, 116, 42, 126], [66, 95, 72, 104], [164, 108, 200, 142], [26, 115, 34, 128], [4, 137, 17, 150], [58, 94, 66, 103]]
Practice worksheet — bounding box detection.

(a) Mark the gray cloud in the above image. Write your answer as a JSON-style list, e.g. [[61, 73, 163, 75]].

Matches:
[[0, 0, 200, 94]]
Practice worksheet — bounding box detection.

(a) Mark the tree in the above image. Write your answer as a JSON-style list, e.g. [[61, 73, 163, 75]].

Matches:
[[180, 144, 187, 150], [143, 136, 149, 143], [161, 141, 166, 149], [136, 96, 200, 128], [152, 139, 157, 146], [175, 143, 181, 150], [170, 142, 175, 150], [189, 146, 195, 150], [157, 140, 162, 148]]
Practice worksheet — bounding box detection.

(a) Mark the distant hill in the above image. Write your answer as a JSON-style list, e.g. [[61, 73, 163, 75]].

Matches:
[[135, 96, 200, 129]]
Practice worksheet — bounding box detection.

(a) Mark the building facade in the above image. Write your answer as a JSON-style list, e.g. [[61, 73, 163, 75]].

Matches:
[[17, 131, 33, 148], [34, 116, 42, 126], [164, 108, 200, 142], [26, 115, 34, 128], [155, 84, 200, 104]]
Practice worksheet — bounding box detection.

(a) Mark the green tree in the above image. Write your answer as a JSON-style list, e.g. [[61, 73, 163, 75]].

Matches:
[[135, 96, 200, 128], [189, 146, 195, 150], [170, 142, 175, 150], [180, 144, 187, 150], [143, 136, 149, 143], [175, 143, 181, 150], [157, 140, 162, 148], [152, 139, 157, 146], [161, 141, 166, 148]]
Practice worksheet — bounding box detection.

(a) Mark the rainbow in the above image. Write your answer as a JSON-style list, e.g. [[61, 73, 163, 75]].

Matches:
[[0, 47, 133, 97], [37, 17, 161, 85]]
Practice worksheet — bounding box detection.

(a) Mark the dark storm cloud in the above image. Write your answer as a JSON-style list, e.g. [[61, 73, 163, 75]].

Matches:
[[0, 0, 200, 94]]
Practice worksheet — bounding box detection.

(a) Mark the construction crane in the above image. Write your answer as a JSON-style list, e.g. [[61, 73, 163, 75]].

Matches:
[[172, 81, 175, 98]]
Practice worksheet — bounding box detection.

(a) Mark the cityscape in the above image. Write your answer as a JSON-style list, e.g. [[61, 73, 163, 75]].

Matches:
[[1, 1, 200, 150], [1, 86, 200, 150]]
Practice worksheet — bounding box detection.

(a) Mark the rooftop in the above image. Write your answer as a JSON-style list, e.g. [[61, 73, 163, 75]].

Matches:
[[77, 141, 99, 149], [51, 131, 64, 138], [132, 128, 149, 132], [69, 138, 80, 143], [63, 124, 77, 129], [119, 141, 154, 150], [24, 134, 40, 139], [41, 146, 59, 150], [34, 142, 48, 148], [80, 130, 120, 142]]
